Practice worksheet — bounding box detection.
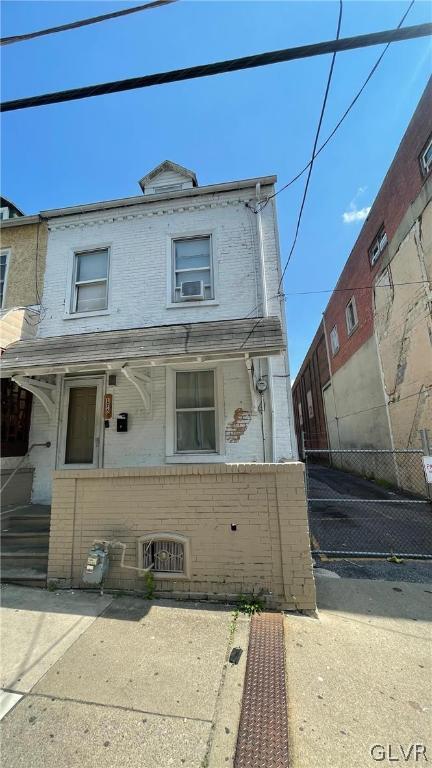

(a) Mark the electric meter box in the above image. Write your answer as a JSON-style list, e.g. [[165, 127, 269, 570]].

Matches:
[[82, 544, 110, 585]]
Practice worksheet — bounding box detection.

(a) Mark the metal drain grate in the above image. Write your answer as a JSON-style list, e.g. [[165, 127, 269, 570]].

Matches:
[[234, 612, 289, 768]]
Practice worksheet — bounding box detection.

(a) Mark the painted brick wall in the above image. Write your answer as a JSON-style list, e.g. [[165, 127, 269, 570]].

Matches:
[[324, 79, 432, 376], [39, 186, 277, 336], [47, 462, 316, 611], [29, 361, 269, 504]]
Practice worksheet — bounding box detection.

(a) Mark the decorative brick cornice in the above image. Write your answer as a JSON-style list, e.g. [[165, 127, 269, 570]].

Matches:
[[48, 197, 250, 231]]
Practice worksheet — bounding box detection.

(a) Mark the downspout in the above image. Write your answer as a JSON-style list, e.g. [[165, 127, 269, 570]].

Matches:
[[255, 182, 275, 462]]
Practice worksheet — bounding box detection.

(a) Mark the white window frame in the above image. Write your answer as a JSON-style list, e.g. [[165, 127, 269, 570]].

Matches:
[[165, 363, 225, 463], [66, 245, 111, 318], [368, 226, 388, 267], [420, 136, 432, 177], [330, 324, 339, 355], [0, 207, 10, 221], [0, 248, 11, 309], [345, 296, 358, 336], [166, 230, 218, 309], [137, 532, 191, 580]]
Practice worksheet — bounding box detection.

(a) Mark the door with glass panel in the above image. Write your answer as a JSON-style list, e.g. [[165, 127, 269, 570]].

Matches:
[[59, 378, 103, 468]]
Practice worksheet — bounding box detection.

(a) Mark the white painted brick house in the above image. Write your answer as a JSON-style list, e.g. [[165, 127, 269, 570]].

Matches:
[[1, 161, 297, 504]]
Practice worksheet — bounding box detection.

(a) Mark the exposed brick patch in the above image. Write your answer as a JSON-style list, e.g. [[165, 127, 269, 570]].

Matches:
[[225, 408, 252, 443]]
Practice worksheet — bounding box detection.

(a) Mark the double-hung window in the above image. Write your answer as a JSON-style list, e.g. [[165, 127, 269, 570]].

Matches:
[[345, 296, 358, 335], [368, 226, 388, 267], [172, 236, 213, 302], [175, 370, 216, 452], [0, 250, 9, 308], [71, 248, 109, 314]]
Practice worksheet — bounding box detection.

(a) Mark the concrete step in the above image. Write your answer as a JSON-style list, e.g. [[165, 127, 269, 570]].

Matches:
[[1, 562, 47, 587], [1, 547, 48, 558], [1, 531, 49, 544], [2, 517, 50, 534]]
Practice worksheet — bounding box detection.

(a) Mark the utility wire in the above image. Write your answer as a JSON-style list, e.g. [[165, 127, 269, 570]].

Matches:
[[328, 386, 431, 422], [1, 22, 431, 112], [277, 1, 343, 293], [255, 0, 416, 214], [0, 0, 178, 46], [284, 280, 431, 296]]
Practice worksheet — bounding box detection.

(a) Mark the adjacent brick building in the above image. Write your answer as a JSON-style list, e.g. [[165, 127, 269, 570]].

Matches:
[[293, 79, 432, 467]]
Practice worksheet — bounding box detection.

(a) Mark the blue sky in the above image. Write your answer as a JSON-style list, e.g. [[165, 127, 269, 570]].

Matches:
[[1, 0, 431, 377]]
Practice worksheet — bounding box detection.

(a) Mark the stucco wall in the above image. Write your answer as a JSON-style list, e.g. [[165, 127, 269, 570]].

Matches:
[[374, 190, 432, 467], [0, 221, 47, 309], [47, 462, 316, 611]]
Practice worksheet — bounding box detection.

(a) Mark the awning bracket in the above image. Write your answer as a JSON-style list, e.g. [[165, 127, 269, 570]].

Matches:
[[12, 375, 56, 419], [122, 367, 151, 409]]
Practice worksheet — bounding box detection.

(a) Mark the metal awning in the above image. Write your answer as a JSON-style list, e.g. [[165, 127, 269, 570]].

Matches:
[[0, 316, 284, 376]]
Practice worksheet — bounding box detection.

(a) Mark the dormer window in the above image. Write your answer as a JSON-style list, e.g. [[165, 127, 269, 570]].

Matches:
[[139, 160, 198, 195]]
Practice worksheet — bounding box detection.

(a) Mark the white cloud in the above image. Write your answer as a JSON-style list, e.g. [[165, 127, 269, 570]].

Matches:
[[342, 206, 371, 224], [342, 186, 371, 224]]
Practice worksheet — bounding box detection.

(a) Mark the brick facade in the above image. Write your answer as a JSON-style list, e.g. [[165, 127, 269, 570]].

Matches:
[[47, 462, 316, 611], [325, 80, 432, 376]]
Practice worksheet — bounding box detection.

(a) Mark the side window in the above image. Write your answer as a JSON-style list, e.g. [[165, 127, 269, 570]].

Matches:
[[330, 325, 339, 355], [298, 401, 303, 427], [369, 226, 388, 267], [419, 135, 432, 177], [345, 297, 358, 335], [172, 236, 213, 302], [71, 249, 109, 314], [175, 370, 216, 452], [306, 389, 314, 419], [0, 249, 10, 308]]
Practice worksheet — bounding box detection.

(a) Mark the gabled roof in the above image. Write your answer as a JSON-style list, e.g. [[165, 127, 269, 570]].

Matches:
[[138, 160, 198, 192]]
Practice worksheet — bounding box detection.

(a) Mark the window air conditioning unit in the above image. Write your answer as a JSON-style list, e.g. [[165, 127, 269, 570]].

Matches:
[[180, 280, 204, 300]]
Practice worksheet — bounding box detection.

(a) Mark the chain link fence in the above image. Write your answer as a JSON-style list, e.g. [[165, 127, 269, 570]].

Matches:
[[305, 449, 432, 559]]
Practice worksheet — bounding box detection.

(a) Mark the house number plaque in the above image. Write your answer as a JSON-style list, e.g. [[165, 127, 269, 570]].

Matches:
[[104, 394, 113, 419]]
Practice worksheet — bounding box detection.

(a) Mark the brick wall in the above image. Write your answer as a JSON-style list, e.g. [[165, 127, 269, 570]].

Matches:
[[292, 321, 330, 454], [47, 462, 316, 612], [324, 79, 432, 376]]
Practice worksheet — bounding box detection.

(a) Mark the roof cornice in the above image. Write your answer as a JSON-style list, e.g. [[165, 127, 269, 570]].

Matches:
[[40, 175, 277, 220]]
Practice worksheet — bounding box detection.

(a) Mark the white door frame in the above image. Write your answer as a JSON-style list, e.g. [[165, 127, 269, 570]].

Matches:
[[57, 376, 105, 469]]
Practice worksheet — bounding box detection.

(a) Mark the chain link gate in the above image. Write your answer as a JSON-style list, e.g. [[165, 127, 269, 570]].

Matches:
[[304, 449, 432, 559]]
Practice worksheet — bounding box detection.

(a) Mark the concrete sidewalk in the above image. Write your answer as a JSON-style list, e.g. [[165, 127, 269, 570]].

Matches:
[[0, 585, 248, 768], [285, 573, 432, 768]]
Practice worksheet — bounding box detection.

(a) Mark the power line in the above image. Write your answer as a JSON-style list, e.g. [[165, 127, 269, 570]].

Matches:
[[277, 0, 343, 293], [255, 0, 416, 213], [1, 22, 431, 112], [328, 386, 431, 422], [284, 280, 431, 296], [0, 0, 177, 46]]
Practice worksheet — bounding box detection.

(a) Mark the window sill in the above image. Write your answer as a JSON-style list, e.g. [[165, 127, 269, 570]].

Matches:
[[166, 300, 219, 310], [63, 309, 110, 320], [166, 454, 227, 464], [346, 323, 359, 338]]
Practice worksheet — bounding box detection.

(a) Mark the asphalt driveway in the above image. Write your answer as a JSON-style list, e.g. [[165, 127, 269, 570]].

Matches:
[[307, 463, 432, 557]]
